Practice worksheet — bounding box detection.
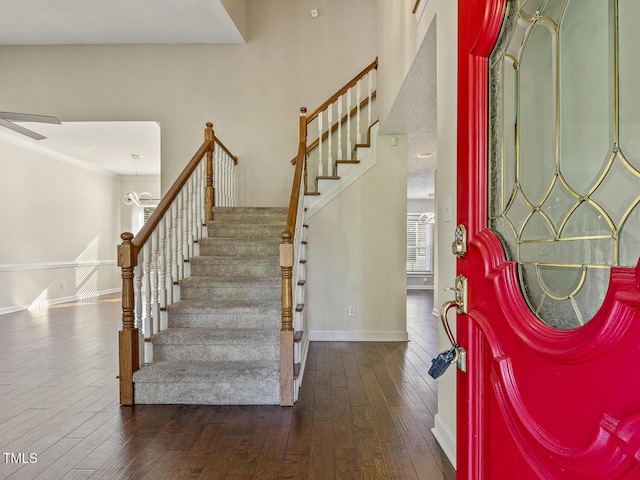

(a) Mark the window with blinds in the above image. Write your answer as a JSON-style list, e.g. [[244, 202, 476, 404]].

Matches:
[[407, 213, 434, 273]]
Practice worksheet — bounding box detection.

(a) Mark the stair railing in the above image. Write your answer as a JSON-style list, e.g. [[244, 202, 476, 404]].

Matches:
[[279, 58, 379, 405], [291, 57, 378, 192], [280, 108, 308, 407], [117, 122, 238, 406]]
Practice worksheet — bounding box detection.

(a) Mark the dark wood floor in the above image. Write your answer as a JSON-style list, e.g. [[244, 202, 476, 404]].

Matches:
[[0, 290, 454, 480]]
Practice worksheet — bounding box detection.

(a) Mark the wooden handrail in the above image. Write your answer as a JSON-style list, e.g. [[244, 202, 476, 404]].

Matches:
[[133, 140, 211, 251], [306, 57, 378, 123], [285, 108, 308, 235], [291, 90, 377, 165], [213, 135, 238, 165], [412, 0, 421, 14]]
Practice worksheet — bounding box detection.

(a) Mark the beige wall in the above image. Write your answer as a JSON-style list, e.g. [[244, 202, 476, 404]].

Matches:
[[0, 0, 377, 207], [0, 136, 121, 313], [307, 134, 407, 340]]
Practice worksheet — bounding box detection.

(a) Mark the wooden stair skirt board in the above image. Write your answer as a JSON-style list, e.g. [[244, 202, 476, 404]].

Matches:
[[132, 206, 287, 405], [305, 122, 380, 217]]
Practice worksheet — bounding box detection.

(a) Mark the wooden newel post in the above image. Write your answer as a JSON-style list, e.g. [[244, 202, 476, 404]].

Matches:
[[280, 230, 294, 406], [205, 122, 215, 222], [118, 232, 139, 406]]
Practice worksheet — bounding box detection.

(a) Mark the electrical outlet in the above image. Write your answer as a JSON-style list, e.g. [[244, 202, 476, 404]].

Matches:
[[348, 306, 356, 317]]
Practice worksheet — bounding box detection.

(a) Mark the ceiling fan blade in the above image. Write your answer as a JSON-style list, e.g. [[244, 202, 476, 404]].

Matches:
[[0, 111, 61, 124], [0, 119, 47, 140]]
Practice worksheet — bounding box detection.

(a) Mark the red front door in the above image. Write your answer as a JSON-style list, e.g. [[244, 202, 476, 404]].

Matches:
[[455, 0, 640, 478]]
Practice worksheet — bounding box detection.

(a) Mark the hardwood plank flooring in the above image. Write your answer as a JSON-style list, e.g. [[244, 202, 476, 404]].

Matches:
[[0, 291, 454, 479]]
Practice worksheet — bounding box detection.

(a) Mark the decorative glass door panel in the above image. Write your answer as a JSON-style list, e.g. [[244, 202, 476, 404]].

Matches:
[[488, 0, 640, 329]]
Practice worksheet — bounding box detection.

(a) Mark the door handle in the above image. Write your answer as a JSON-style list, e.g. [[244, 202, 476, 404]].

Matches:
[[428, 277, 468, 378], [440, 300, 459, 347]]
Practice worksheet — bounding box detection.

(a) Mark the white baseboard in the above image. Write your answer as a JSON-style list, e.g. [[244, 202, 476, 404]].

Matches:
[[0, 306, 26, 315], [432, 413, 456, 469], [406, 285, 434, 290], [308, 330, 409, 341], [0, 288, 122, 316]]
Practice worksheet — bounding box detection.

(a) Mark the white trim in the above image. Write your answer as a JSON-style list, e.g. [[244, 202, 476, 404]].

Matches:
[[406, 285, 434, 291], [306, 123, 379, 218], [308, 330, 409, 342], [0, 288, 121, 316], [433, 307, 439, 317], [432, 413, 456, 469], [0, 260, 116, 272]]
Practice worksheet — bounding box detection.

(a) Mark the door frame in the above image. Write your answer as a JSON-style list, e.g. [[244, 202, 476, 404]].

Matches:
[[456, 1, 507, 475]]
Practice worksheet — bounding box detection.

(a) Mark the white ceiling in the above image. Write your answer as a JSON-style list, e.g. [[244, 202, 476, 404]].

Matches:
[[0, 121, 161, 177], [0, 0, 244, 45]]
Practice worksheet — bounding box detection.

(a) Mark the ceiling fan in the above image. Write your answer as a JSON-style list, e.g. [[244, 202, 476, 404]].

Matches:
[[0, 111, 61, 140]]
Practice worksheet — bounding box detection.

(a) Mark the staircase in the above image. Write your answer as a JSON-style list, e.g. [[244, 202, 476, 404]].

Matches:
[[132, 206, 286, 405]]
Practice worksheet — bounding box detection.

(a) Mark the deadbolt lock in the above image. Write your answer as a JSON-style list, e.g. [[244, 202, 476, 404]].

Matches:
[[451, 224, 467, 258]]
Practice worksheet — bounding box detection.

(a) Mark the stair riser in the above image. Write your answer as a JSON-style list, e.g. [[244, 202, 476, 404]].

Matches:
[[206, 225, 284, 239], [134, 380, 280, 405], [190, 262, 279, 277], [199, 242, 279, 257], [211, 213, 287, 223], [154, 342, 279, 363], [213, 206, 288, 215], [181, 285, 280, 302], [167, 313, 280, 330]]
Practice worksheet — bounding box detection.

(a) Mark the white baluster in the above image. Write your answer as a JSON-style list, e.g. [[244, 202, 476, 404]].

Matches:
[[230, 160, 235, 206], [192, 168, 201, 256], [151, 229, 160, 336], [347, 88, 353, 160], [171, 203, 180, 300], [134, 261, 143, 331], [181, 189, 190, 278], [200, 160, 207, 236], [159, 218, 168, 330], [184, 181, 193, 260], [165, 206, 174, 306], [190, 175, 197, 245], [214, 146, 220, 207], [356, 80, 362, 144], [337, 95, 343, 161], [143, 242, 153, 363], [318, 111, 323, 177], [368, 72, 373, 129], [134, 258, 144, 365], [221, 150, 226, 206], [188, 177, 196, 257], [227, 156, 232, 205], [328, 103, 333, 176]]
